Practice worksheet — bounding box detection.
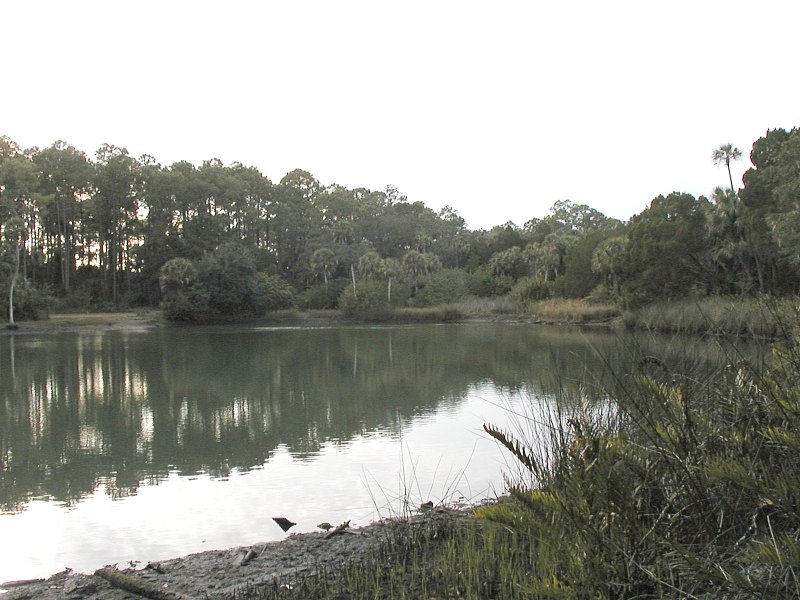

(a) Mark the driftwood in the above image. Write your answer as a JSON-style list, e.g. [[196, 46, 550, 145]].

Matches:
[[324, 520, 352, 539], [238, 548, 258, 566], [94, 567, 197, 600], [0, 578, 45, 589]]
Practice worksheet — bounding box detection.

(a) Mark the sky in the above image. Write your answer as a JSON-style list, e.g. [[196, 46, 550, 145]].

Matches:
[[2, 1, 798, 230]]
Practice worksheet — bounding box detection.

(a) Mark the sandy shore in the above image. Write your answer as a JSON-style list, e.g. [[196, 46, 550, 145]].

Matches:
[[1, 510, 466, 599], [0, 311, 164, 336]]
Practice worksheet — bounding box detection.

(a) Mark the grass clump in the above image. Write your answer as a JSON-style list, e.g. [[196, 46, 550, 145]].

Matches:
[[622, 296, 793, 337], [528, 298, 620, 323], [393, 304, 465, 323], [479, 312, 800, 598]]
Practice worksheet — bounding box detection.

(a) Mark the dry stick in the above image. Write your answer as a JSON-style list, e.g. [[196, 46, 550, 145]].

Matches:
[[324, 520, 352, 539], [0, 578, 46, 589], [94, 567, 197, 600]]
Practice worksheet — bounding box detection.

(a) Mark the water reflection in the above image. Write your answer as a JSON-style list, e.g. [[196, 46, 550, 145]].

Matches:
[[0, 323, 762, 513]]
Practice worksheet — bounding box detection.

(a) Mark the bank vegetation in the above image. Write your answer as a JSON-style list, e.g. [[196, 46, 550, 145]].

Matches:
[[1, 129, 799, 333], [237, 311, 800, 599]]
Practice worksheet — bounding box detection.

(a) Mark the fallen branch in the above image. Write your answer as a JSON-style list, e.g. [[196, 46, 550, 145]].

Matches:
[[324, 520, 352, 539], [94, 567, 197, 600], [0, 578, 45, 589]]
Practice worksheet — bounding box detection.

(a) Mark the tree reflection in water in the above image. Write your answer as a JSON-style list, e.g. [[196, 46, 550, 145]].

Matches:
[[0, 323, 760, 513]]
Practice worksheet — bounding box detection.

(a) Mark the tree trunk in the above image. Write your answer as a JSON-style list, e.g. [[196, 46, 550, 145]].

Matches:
[[726, 161, 735, 193], [7, 242, 20, 328]]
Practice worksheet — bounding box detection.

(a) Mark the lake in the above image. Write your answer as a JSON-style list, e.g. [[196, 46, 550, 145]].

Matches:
[[0, 322, 762, 583]]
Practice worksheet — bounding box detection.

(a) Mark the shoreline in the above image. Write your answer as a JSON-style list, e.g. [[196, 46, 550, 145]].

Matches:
[[1, 508, 469, 599], [0, 308, 620, 337]]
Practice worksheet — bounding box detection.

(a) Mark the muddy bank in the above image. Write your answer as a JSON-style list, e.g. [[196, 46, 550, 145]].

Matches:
[[1, 510, 466, 600]]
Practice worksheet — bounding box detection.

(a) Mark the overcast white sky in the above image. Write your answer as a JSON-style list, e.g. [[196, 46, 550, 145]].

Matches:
[[2, 1, 798, 230]]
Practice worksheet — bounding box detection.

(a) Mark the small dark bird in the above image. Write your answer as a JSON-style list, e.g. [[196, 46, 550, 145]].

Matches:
[[317, 522, 332, 532], [273, 517, 296, 532], [419, 501, 434, 511]]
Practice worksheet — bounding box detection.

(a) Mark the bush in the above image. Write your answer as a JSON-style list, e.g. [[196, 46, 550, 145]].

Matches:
[[297, 281, 345, 310], [256, 273, 294, 311], [467, 266, 515, 297], [162, 282, 210, 322], [479, 309, 800, 598], [409, 268, 470, 307], [509, 277, 552, 303], [1, 279, 52, 321], [338, 281, 393, 321], [199, 247, 265, 318]]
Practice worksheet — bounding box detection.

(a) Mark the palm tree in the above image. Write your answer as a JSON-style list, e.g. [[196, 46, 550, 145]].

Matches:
[[712, 143, 743, 192], [310, 247, 336, 293], [357, 251, 384, 281], [402, 250, 427, 294], [381, 258, 402, 303]]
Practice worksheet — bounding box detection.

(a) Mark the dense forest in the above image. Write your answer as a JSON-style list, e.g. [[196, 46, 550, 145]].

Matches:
[[0, 128, 798, 322]]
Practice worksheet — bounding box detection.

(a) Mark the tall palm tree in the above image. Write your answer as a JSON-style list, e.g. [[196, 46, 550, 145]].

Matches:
[[310, 247, 336, 292], [712, 143, 743, 192]]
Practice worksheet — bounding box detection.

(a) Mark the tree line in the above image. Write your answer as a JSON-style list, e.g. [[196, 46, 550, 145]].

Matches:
[[0, 128, 798, 322]]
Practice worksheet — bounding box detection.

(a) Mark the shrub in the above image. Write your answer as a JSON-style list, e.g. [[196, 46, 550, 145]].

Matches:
[[1, 279, 52, 321], [338, 281, 393, 321], [256, 273, 294, 311], [162, 282, 210, 322], [480, 309, 800, 598], [509, 277, 552, 303], [467, 266, 515, 297], [297, 281, 345, 310], [410, 268, 470, 307]]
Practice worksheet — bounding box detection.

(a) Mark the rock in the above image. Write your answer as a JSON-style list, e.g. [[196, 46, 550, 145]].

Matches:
[[63, 575, 98, 596]]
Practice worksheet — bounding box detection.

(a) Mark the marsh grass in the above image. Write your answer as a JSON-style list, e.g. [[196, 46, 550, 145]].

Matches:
[[478, 310, 800, 598], [527, 298, 621, 323], [622, 296, 793, 337], [456, 296, 517, 316], [393, 304, 465, 323]]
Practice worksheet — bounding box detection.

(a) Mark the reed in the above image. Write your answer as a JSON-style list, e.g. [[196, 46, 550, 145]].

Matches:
[[622, 296, 793, 337], [527, 298, 620, 323]]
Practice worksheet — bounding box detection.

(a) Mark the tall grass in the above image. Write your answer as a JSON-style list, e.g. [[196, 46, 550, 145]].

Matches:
[[527, 298, 620, 324], [480, 310, 800, 598], [622, 296, 793, 337]]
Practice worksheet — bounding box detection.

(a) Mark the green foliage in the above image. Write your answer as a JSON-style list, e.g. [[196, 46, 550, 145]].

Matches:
[[408, 268, 470, 307], [161, 282, 210, 322], [621, 192, 711, 307], [159, 257, 206, 321], [468, 265, 515, 297], [255, 273, 294, 311], [160, 249, 292, 321], [622, 296, 788, 337], [338, 281, 393, 321], [297, 280, 347, 310], [198, 244, 266, 318], [3, 128, 800, 315], [559, 229, 608, 298], [510, 277, 552, 303], [0, 279, 51, 321], [488, 245, 527, 279], [477, 308, 800, 598]]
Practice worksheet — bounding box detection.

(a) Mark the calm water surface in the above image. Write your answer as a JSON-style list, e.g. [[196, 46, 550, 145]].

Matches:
[[0, 323, 761, 582]]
